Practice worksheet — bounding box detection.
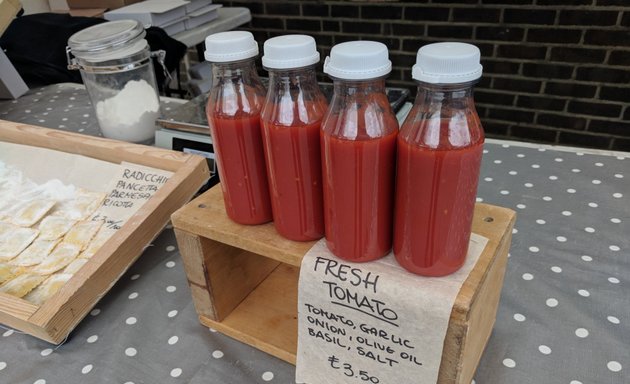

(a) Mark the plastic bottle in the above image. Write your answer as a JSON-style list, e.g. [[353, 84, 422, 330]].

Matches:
[[205, 31, 272, 225], [394, 42, 485, 276], [321, 41, 399, 262], [260, 35, 328, 241]]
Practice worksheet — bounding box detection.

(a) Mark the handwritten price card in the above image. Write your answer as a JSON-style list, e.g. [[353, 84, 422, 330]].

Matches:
[[296, 234, 488, 384]]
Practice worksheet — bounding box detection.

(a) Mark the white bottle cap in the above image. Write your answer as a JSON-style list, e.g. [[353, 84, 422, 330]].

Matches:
[[204, 31, 259, 62], [262, 35, 320, 69], [412, 42, 483, 84], [323, 41, 392, 80]]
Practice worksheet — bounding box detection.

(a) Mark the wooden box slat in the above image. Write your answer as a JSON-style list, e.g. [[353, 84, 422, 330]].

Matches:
[[0, 120, 210, 343], [173, 184, 515, 384]]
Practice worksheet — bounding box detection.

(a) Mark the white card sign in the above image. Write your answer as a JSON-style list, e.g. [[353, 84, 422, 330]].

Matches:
[[296, 234, 488, 384]]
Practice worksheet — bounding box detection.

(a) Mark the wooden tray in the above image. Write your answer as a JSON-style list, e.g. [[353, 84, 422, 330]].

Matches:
[[0, 120, 210, 343], [172, 185, 516, 384]]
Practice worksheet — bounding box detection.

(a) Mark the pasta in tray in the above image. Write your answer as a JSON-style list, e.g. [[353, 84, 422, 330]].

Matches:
[[0, 160, 116, 306]]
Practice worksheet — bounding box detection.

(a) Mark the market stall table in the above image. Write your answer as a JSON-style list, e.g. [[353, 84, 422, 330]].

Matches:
[[0, 84, 628, 383]]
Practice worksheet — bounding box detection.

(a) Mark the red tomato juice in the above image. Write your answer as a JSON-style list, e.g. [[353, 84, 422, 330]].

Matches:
[[393, 137, 483, 276], [321, 131, 397, 262], [210, 114, 272, 224], [261, 119, 324, 241]]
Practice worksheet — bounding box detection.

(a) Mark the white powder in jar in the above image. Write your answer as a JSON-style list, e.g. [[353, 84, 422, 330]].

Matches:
[[95, 79, 160, 143]]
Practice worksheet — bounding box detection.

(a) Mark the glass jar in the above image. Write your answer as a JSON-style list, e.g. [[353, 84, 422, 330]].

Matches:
[[394, 42, 485, 276], [321, 41, 399, 262], [260, 35, 328, 241], [205, 31, 272, 225], [67, 20, 161, 144]]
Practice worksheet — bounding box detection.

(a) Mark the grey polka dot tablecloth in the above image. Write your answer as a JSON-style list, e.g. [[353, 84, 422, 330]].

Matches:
[[0, 84, 629, 384]]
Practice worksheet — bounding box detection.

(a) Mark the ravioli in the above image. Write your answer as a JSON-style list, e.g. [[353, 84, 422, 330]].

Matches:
[[10, 239, 60, 267], [38, 216, 76, 241], [10, 199, 55, 227], [63, 258, 88, 275], [31, 243, 81, 275], [64, 220, 102, 250], [51, 190, 106, 220], [0, 263, 17, 284], [80, 227, 116, 259], [24, 273, 73, 306], [0, 273, 47, 298], [0, 225, 39, 261]]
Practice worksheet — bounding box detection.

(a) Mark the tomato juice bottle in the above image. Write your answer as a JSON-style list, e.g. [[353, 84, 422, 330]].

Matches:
[[260, 35, 328, 241], [204, 31, 272, 225], [394, 42, 485, 276], [321, 41, 399, 262]]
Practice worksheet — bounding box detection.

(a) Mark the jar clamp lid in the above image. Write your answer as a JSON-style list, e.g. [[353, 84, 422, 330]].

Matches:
[[204, 31, 259, 62], [412, 42, 482, 84], [67, 20, 148, 69], [262, 35, 319, 69], [323, 41, 391, 80]]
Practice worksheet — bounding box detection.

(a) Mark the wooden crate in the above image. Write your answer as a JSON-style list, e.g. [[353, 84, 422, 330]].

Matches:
[[172, 185, 516, 384], [0, 120, 210, 343]]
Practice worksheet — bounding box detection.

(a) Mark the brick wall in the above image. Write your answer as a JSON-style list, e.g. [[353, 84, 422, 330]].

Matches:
[[217, 0, 630, 151]]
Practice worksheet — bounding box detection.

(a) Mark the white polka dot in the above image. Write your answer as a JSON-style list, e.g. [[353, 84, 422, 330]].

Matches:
[[608, 277, 620, 284], [539, 148, 547, 152], [607, 316, 620, 324], [165, 261, 175, 268], [562, 211, 572, 216], [529, 246, 540, 253], [168, 336, 179, 345], [0, 362, 6, 371], [513, 313, 526, 322], [500, 190, 510, 195], [607, 361, 622, 372], [494, 159, 502, 164], [543, 196, 552, 201], [581, 255, 593, 262], [509, 170, 518, 175], [613, 193, 623, 198], [40, 348, 53, 356], [549, 175, 558, 180], [38, 119, 45, 123], [87, 335, 98, 343], [524, 182, 533, 188], [578, 289, 590, 297], [209, 328, 217, 332], [3, 330, 14, 337], [536, 219, 546, 224], [166, 285, 177, 293], [168, 310, 178, 318], [556, 236, 567, 242], [24, 109, 31, 113], [517, 153, 525, 158], [170, 368, 182, 378], [538, 345, 551, 354], [531, 164, 540, 168], [212, 350, 224, 359], [588, 202, 598, 207], [166, 245, 176, 252], [483, 149, 489, 154], [554, 157, 563, 162], [570, 381, 583, 384], [584, 227, 595, 233], [551, 266, 562, 273], [34, 380, 46, 384], [516, 204, 526, 209], [617, 156, 626, 160], [82, 364, 93, 374], [126, 317, 137, 325], [124, 382, 135, 384], [130, 274, 140, 280], [128, 292, 139, 300], [572, 168, 581, 173], [512, 228, 518, 234], [546, 298, 558, 307], [125, 347, 137, 357], [90, 309, 101, 316], [502, 144, 510, 148], [502, 358, 516, 368], [522, 273, 534, 281], [595, 162, 604, 167], [567, 188, 576, 193], [83, 114, 89, 118], [484, 177, 493, 182], [476, 197, 483, 202], [575, 328, 589, 338], [262, 371, 274, 381], [614, 173, 623, 178], [592, 179, 602, 185], [611, 218, 621, 224], [609, 245, 620, 252]]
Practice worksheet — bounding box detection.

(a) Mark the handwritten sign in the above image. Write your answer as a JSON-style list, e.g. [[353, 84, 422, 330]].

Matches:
[[296, 234, 488, 384], [91, 162, 172, 230]]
